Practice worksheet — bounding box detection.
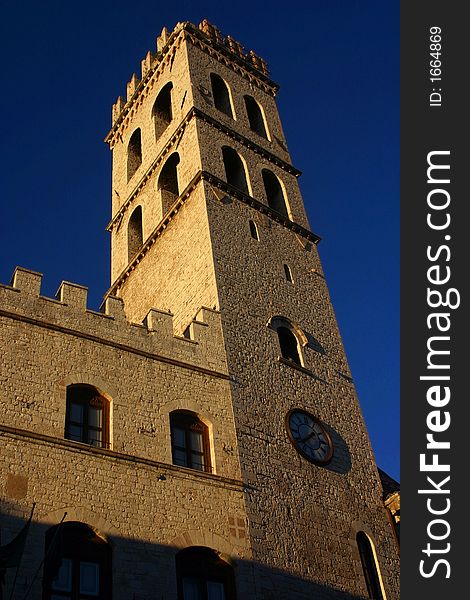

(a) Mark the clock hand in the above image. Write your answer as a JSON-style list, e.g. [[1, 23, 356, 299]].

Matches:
[[299, 429, 318, 443]]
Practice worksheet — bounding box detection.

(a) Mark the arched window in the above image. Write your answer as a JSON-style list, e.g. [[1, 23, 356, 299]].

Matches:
[[128, 205, 143, 262], [176, 546, 236, 600], [356, 532, 385, 600], [210, 73, 233, 118], [269, 317, 304, 367], [277, 327, 301, 365], [43, 522, 112, 600], [222, 147, 249, 194], [244, 95, 268, 139], [127, 128, 142, 182], [65, 385, 110, 449], [170, 411, 211, 473], [152, 82, 173, 139], [249, 220, 259, 241], [262, 169, 288, 217], [158, 152, 180, 214]]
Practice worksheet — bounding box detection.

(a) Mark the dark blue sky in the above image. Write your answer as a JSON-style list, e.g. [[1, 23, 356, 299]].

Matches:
[[0, 1, 399, 480]]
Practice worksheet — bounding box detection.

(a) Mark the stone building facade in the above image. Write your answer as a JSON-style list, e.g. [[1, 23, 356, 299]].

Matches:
[[0, 20, 400, 600]]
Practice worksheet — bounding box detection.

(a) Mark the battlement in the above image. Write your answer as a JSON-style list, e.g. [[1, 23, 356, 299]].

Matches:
[[0, 267, 228, 377], [108, 19, 274, 135]]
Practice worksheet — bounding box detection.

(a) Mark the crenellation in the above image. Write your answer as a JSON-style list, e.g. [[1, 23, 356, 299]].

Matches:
[[141, 50, 156, 79], [112, 96, 126, 123], [144, 307, 174, 339], [101, 294, 126, 321], [11, 266, 42, 296], [156, 26, 170, 52], [56, 281, 88, 310], [0, 268, 227, 376], [126, 73, 141, 101]]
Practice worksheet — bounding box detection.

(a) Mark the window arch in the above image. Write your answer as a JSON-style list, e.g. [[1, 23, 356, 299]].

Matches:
[[65, 385, 110, 449], [262, 169, 288, 217], [152, 82, 173, 139], [210, 73, 233, 118], [222, 147, 249, 194], [43, 522, 112, 600], [176, 546, 236, 600], [127, 205, 143, 262], [158, 152, 180, 214], [170, 411, 211, 473], [244, 95, 268, 139], [127, 128, 142, 182], [356, 532, 385, 600], [269, 316, 305, 367]]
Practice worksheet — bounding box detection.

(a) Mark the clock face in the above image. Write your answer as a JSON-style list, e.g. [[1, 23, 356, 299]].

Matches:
[[286, 409, 333, 464]]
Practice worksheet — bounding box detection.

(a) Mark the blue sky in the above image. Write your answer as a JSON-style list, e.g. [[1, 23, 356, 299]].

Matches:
[[0, 1, 399, 480]]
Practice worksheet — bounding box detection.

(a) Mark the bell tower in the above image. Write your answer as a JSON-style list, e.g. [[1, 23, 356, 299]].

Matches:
[[105, 20, 400, 599]]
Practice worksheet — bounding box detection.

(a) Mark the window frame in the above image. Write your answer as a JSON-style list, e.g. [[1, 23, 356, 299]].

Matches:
[[65, 385, 110, 449], [170, 411, 212, 473]]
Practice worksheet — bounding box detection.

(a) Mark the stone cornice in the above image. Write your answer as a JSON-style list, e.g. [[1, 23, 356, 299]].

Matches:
[[0, 425, 244, 490], [106, 171, 321, 298], [194, 108, 300, 176], [107, 107, 300, 233]]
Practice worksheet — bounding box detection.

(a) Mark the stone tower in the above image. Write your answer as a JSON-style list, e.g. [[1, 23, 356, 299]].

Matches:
[[0, 19, 399, 600], [104, 19, 400, 599]]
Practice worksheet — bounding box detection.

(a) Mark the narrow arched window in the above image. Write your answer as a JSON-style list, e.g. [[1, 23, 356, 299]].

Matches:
[[210, 73, 233, 118], [170, 411, 211, 473], [262, 169, 288, 217], [176, 546, 237, 600], [65, 385, 110, 449], [249, 220, 259, 241], [284, 264, 293, 283], [152, 82, 173, 139], [43, 522, 112, 600], [244, 95, 268, 139], [222, 147, 249, 194], [127, 128, 142, 182], [158, 152, 180, 214], [357, 532, 385, 600], [128, 205, 143, 262], [277, 326, 301, 365]]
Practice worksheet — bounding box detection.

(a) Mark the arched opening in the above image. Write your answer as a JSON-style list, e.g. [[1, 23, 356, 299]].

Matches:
[[158, 152, 180, 214], [277, 326, 302, 365], [356, 532, 385, 600], [222, 147, 249, 194], [244, 95, 268, 139], [283, 263, 293, 283], [249, 220, 259, 241], [65, 384, 110, 449], [152, 82, 173, 139], [176, 546, 236, 600], [127, 128, 142, 182], [127, 205, 143, 262], [210, 73, 233, 118], [262, 169, 288, 217], [170, 411, 211, 473], [43, 522, 112, 600]]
